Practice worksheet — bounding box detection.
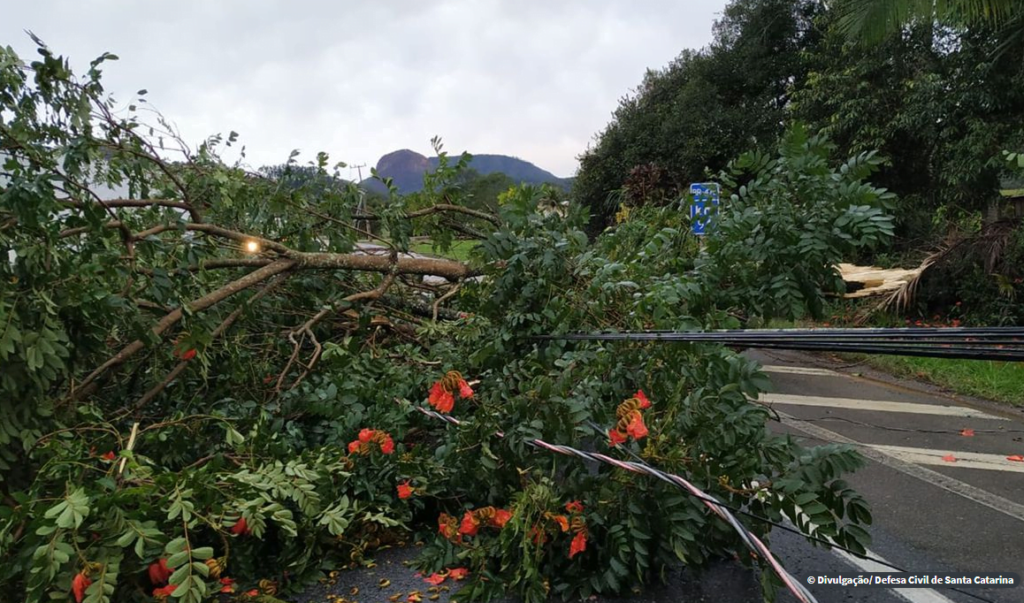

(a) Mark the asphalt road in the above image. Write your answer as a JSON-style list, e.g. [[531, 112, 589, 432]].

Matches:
[[299, 350, 1024, 603]]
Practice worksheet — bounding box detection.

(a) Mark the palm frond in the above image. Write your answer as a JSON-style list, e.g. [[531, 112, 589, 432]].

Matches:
[[837, 0, 1022, 43]]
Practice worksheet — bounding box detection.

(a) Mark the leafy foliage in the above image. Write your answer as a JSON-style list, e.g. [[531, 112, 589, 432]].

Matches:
[[1, 40, 885, 603]]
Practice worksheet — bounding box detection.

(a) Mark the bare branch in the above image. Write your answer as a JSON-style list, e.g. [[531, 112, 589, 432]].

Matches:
[[280, 273, 397, 390], [290, 251, 472, 280], [61, 198, 193, 212], [433, 282, 463, 322], [355, 203, 501, 226]]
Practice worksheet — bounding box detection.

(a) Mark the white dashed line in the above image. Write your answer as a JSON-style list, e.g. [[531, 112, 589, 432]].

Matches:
[[868, 445, 1024, 474], [758, 393, 1007, 421], [777, 411, 1024, 523], [761, 365, 843, 377]]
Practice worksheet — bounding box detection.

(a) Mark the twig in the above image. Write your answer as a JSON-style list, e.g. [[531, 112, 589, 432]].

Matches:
[[432, 282, 463, 322]]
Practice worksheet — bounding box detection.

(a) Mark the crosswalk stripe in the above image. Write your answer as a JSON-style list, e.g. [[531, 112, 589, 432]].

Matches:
[[758, 393, 1007, 421], [761, 365, 843, 377], [868, 445, 1024, 474], [780, 500, 958, 603], [777, 411, 1024, 523]]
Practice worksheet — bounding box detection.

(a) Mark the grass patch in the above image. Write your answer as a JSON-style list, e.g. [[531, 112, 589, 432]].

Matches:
[[410, 240, 476, 261], [855, 355, 1024, 407]]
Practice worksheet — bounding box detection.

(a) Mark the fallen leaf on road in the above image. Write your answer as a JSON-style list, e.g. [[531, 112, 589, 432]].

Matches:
[[447, 567, 469, 581], [960, 428, 975, 437], [942, 454, 957, 462], [1007, 455, 1024, 462]]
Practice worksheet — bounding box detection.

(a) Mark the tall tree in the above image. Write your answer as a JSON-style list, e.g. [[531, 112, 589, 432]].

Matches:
[[573, 0, 823, 234], [792, 5, 1024, 240]]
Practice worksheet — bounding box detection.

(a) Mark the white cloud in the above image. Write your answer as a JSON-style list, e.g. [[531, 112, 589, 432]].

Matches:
[[2, 0, 727, 178]]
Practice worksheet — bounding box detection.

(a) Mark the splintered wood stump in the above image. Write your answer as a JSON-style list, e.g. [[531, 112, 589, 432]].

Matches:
[[838, 263, 927, 299]]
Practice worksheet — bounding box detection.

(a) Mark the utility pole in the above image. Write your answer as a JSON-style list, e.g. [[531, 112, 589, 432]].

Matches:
[[350, 164, 370, 236]]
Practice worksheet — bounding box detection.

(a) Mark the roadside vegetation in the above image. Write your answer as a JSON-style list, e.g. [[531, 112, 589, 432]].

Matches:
[[857, 356, 1024, 407]]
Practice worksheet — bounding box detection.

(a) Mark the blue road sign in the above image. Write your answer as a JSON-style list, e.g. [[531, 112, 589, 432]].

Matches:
[[689, 182, 720, 236]]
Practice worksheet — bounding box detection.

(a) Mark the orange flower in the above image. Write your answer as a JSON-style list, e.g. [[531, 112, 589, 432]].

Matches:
[[380, 434, 395, 455], [608, 428, 627, 446], [457, 379, 474, 399], [635, 390, 651, 409], [348, 440, 362, 454], [564, 501, 584, 514], [459, 511, 479, 536], [438, 513, 460, 541], [423, 573, 446, 586], [550, 514, 569, 532], [148, 558, 172, 584], [153, 584, 178, 597], [231, 516, 251, 536], [173, 344, 197, 361], [428, 382, 456, 413], [491, 508, 512, 528], [625, 412, 648, 440], [219, 577, 236, 593], [447, 567, 469, 581], [245, 589, 259, 597], [101, 451, 116, 461], [72, 572, 91, 603], [359, 428, 375, 443], [397, 480, 413, 500], [568, 530, 587, 559]]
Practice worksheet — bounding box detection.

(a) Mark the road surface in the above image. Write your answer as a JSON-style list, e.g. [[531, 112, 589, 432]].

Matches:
[[300, 350, 1024, 603]]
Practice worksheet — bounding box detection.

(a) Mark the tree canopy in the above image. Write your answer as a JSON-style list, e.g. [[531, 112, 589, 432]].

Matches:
[[573, 0, 1024, 243]]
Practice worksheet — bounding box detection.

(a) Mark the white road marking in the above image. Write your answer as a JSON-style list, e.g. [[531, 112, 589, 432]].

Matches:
[[761, 365, 843, 377], [831, 548, 959, 603], [782, 500, 958, 603], [759, 393, 1007, 421], [869, 445, 1024, 474], [778, 411, 1024, 523]]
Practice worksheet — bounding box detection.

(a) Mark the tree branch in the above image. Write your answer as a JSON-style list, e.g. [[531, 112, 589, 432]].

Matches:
[[355, 203, 501, 226], [61, 198, 193, 211], [71, 259, 296, 400], [126, 273, 290, 412], [279, 273, 397, 391]]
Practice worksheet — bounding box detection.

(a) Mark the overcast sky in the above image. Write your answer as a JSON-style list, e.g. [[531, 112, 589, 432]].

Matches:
[[3, 1, 727, 178]]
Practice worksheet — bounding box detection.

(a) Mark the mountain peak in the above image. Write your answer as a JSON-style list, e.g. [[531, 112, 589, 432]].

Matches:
[[365, 149, 568, 194]]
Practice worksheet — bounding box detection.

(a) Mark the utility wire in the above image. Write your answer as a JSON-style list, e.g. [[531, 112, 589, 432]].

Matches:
[[410, 405, 820, 602], [531, 328, 1024, 362], [406, 403, 997, 603]]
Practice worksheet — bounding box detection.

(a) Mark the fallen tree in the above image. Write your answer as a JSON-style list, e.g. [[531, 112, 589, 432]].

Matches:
[[2, 42, 891, 603]]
